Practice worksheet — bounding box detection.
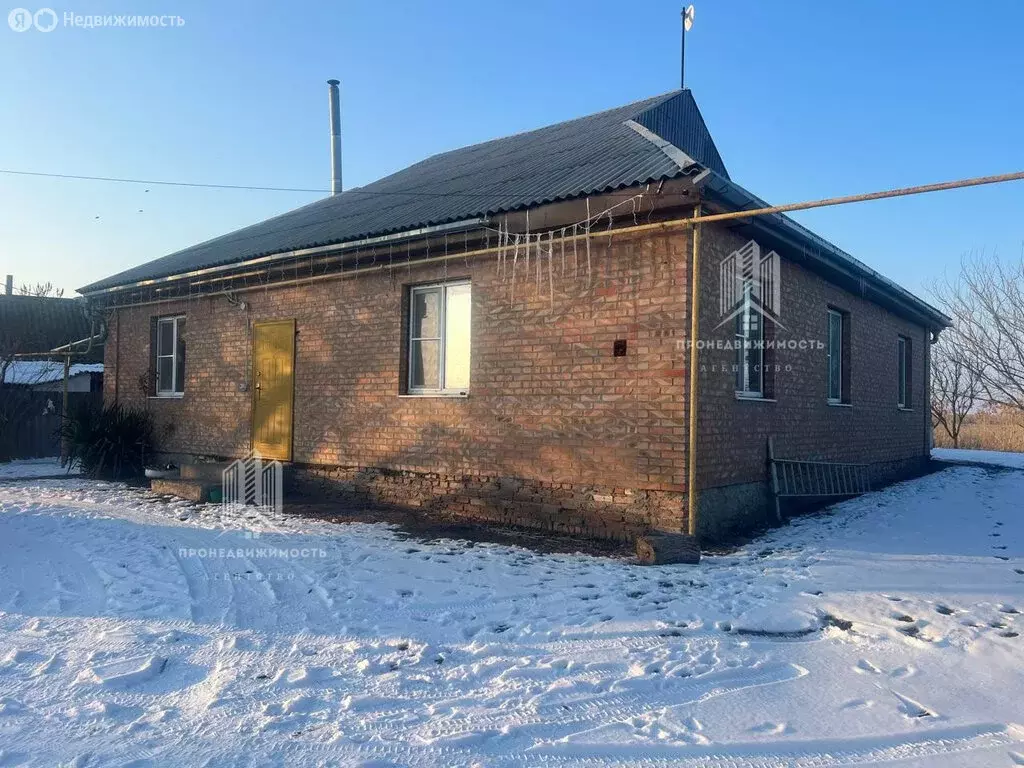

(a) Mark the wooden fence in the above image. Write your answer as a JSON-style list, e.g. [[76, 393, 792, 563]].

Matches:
[[0, 390, 102, 461]]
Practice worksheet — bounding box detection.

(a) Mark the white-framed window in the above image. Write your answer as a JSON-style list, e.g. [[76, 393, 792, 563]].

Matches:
[[155, 315, 186, 396], [734, 285, 764, 397], [407, 281, 471, 394], [827, 308, 845, 403], [897, 335, 912, 408]]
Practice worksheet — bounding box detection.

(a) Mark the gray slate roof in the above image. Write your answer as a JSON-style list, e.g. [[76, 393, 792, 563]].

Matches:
[[80, 90, 726, 293]]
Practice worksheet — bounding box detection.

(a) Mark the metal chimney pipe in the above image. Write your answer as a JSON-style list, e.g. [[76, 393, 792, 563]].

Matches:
[[327, 79, 342, 195], [4, 275, 12, 296]]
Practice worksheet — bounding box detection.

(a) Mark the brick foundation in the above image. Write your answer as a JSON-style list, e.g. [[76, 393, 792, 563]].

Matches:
[[289, 464, 684, 542]]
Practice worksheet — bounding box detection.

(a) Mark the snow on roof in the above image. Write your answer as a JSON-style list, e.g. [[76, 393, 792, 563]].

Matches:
[[2, 361, 103, 386]]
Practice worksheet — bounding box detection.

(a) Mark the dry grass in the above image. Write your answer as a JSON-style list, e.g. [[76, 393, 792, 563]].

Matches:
[[934, 408, 1024, 452]]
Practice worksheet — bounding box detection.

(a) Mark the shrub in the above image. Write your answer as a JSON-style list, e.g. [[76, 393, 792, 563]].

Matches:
[[59, 402, 154, 480]]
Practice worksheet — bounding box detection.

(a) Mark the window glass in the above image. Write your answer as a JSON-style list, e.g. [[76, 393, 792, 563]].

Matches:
[[444, 284, 471, 389], [898, 337, 908, 407], [410, 339, 440, 389], [828, 311, 842, 401], [157, 356, 174, 393], [155, 316, 184, 395], [734, 288, 763, 395], [175, 321, 186, 394], [158, 319, 174, 357], [407, 282, 470, 393], [412, 289, 441, 339]]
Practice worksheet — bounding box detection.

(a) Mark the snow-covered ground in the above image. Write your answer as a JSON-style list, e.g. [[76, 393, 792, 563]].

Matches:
[[933, 447, 1024, 470], [0, 458, 78, 481], [0, 452, 1022, 766]]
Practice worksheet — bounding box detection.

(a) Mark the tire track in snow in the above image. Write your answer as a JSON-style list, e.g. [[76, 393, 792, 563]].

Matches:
[[170, 541, 232, 625], [407, 662, 807, 747], [519, 722, 1024, 767], [225, 722, 1024, 768]]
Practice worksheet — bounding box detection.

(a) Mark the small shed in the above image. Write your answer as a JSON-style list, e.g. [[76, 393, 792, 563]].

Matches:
[[0, 292, 104, 460]]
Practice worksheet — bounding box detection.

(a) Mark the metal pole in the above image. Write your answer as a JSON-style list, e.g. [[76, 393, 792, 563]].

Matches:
[[61, 354, 70, 461], [680, 9, 686, 88], [688, 169, 1024, 227], [687, 206, 702, 537]]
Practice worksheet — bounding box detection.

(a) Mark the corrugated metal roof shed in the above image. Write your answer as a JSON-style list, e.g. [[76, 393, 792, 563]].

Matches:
[[80, 89, 724, 293], [3, 361, 103, 386]]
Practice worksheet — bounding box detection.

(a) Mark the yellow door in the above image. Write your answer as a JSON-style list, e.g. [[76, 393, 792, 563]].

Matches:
[[252, 319, 295, 461]]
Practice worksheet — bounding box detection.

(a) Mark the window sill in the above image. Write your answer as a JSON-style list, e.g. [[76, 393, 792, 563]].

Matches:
[[735, 394, 776, 403], [149, 393, 185, 400], [826, 401, 852, 408], [897, 407, 914, 412], [399, 392, 469, 399]]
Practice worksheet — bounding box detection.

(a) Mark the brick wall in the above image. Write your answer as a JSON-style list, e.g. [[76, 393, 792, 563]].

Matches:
[[694, 223, 930, 507], [102, 217, 933, 542], [104, 228, 693, 539]]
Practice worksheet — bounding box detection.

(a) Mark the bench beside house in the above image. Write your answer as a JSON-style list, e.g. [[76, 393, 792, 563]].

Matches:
[[79, 89, 950, 543]]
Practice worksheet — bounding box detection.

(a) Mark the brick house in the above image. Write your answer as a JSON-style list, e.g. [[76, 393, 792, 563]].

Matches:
[[79, 89, 950, 542]]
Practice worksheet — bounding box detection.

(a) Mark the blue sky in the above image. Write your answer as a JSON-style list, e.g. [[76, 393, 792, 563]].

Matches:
[[1, 0, 1022, 297]]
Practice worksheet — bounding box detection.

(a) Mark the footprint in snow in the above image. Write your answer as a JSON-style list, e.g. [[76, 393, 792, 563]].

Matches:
[[841, 698, 874, 710], [0, 697, 24, 715], [898, 624, 925, 639], [750, 721, 792, 735], [889, 665, 916, 679], [891, 690, 935, 719], [855, 659, 881, 674]]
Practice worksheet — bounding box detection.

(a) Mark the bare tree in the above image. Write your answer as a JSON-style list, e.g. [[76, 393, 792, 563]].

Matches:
[[931, 250, 1024, 414], [931, 340, 982, 448], [18, 282, 64, 299]]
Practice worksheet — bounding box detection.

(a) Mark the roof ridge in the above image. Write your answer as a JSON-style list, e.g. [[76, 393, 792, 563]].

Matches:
[[397, 90, 685, 171]]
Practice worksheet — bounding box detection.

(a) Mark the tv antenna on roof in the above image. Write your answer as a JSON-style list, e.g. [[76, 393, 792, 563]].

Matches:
[[681, 5, 695, 88]]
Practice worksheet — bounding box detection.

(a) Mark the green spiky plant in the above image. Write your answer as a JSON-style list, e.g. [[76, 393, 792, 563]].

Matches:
[[58, 402, 154, 480]]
